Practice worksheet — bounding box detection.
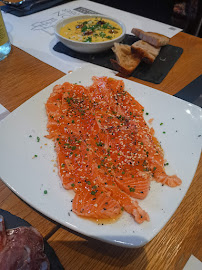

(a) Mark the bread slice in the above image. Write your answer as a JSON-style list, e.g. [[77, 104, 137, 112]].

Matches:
[[111, 43, 141, 76], [131, 28, 170, 47], [131, 40, 161, 64]]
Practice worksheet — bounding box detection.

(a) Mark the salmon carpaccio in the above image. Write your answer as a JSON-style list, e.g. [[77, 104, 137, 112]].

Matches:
[[45, 77, 182, 224]]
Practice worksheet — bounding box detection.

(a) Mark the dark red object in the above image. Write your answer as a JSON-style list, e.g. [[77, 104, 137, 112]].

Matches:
[[0, 215, 49, 270]]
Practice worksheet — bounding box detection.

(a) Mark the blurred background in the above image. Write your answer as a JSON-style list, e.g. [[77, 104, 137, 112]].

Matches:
[[92, 0, 202, 37]]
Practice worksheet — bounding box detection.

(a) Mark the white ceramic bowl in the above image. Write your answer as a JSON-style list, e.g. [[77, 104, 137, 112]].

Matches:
[[54, 14, 126, 54]]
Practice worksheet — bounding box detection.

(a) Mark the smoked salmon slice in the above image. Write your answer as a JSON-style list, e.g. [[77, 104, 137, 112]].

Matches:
[[45, 77, 182, 224]]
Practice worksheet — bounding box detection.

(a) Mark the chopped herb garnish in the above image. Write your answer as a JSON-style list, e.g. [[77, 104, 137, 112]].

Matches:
[[160, 123, 163, 125], [34, 155, 38, 157], [96, 142, 104, 147], [29, 135, 32, 138], [71, 183, 75, 187], [72, 120, 75, 123], [129, 187, 135, 192], [83, 36, 92, 42], [44, 190, 47, 194], [61, 163, 65, 167], [91, 191, 96, 195], [86, 181, 91, 185], [164, 163, 169, 166], [37, 137, 40, 142]]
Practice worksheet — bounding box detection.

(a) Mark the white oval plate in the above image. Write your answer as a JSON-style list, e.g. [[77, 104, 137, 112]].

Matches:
[[0, 65, 201, 248]]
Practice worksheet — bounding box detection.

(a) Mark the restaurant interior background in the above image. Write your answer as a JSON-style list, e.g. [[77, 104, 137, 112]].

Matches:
[[92, 0, 202, 37]]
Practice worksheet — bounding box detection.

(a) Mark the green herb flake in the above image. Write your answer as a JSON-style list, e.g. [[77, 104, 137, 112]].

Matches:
[[160, 123, 163, 125], [86, 181, 91, 185], [71, 183, 75, 187], [129, 187, 135, 192], [34, 155, 38, 158], [44, 190, 48, 194], [91, 191, 96, 195], [29, 135, 32, 138], [92, 185, 97, 189], [164, 163, 169, 166]]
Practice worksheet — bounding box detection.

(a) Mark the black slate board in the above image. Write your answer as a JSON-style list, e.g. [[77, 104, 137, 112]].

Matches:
[[53, 34, 183, 84], [0, 209, 64, 270], [174, 75, 202, 107], [0, 0, 67, 17]]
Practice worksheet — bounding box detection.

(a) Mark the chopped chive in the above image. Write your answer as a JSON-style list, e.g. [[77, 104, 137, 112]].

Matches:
[[44, 190, 47, 194], [91, 191, 96, 195], [36, 136, 40, 142], [71, 183, 75, 187], [129, 187, 135, 192], [160, 123, 163, 125]]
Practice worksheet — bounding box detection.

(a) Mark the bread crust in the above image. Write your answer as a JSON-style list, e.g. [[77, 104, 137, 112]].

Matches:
[[131, 28, 169, 47], [111, 43, 141, 75], [131, 40, 161, 64]]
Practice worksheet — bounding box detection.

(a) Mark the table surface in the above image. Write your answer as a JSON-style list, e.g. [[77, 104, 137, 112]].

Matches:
[[0, 30, 202, 269]]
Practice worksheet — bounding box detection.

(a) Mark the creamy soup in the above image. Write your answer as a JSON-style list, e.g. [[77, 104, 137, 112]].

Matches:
[[60, 17, 122, 43]]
